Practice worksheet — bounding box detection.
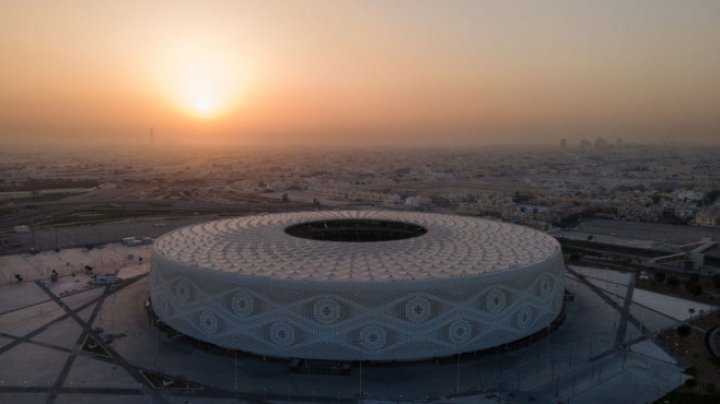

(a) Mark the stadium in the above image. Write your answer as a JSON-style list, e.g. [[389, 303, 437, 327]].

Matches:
[[149, 210, 565, 361]]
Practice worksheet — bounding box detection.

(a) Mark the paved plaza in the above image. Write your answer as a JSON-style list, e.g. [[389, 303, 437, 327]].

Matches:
[[0, 244, 705, 403]]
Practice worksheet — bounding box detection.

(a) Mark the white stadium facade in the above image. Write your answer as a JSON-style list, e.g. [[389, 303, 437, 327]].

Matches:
[[149, 211, 565, 361]]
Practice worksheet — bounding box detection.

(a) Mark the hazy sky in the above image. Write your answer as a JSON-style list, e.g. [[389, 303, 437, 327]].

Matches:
[[1, 0, 719, 147]]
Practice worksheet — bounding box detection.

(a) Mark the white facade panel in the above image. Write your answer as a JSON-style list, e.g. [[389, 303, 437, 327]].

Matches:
[[150, 211, 565, 361]]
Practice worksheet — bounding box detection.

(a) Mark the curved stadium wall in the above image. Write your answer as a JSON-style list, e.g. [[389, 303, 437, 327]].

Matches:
[[149, 211, 565, 361]]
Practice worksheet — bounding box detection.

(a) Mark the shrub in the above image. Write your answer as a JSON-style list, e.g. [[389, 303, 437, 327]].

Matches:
[[690, 273, 700, 283], [677, 324, 691, 337], [668, 277, 680, 287], [654, 271, 666, 283]]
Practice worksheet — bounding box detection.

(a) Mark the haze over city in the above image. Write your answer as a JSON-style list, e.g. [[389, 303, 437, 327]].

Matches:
[[3, 2, 720, 404], [2, 0, 720, 148]]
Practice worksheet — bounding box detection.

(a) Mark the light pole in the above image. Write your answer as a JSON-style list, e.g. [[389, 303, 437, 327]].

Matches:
[[546, 326, 550, 376], [359, 359, 363, 398], [456, 354, 460, 393]]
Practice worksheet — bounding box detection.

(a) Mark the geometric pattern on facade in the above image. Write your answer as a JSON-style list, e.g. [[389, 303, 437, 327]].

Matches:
[[150, 211, 565, 361]]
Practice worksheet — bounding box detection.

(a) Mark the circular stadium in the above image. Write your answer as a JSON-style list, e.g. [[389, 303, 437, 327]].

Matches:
[[149, 210, 565, 361]]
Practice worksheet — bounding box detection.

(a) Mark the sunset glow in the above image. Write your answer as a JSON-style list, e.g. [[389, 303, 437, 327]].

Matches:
[[193, 98, 215, 117], [153, 38, 248, 120], [0, 0, 719, 146]]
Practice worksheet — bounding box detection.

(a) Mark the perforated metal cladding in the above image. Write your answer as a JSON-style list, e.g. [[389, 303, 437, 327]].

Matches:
[[149, 211, 565, 361], [153, 211, 559, 281]]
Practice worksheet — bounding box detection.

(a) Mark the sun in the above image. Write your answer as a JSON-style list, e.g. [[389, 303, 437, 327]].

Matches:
[[193, 98, 215, 116], [180, 73, 228, 118], [179, 75, 226, 118], [154, 39, 250, 120]]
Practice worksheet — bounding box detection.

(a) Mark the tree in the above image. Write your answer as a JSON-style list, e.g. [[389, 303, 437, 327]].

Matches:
[[654, 271, 666, 283], [668, 277, 680, 287], [690, 273, 700, 283], [712, 274, 720, 289], [676, 324, 691, 338], [690, 284, 703, 296]]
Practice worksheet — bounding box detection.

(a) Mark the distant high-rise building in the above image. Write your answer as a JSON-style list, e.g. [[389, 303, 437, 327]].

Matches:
[[579, 139, 591, 148], [594, 137, 608, 148], [560, 138, 567, 148]]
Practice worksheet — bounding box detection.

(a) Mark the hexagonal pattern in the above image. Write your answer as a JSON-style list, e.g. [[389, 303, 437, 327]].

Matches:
[[150, 211, 565, 361]]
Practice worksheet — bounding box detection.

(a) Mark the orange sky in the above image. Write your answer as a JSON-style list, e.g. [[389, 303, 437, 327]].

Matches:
[[1, 0, 719, 147]]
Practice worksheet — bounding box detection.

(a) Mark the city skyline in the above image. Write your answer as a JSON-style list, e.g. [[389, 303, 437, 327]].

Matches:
[[2, 3, 720, 401]]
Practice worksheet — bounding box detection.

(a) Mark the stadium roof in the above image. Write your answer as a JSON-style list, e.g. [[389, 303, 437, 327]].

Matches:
[[153, 210, 560, 283]]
